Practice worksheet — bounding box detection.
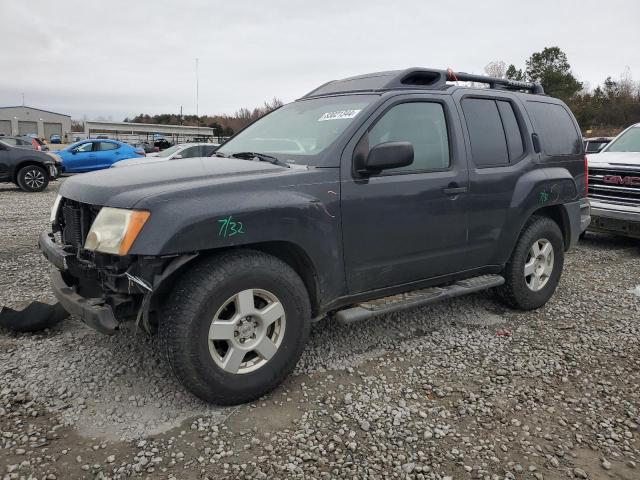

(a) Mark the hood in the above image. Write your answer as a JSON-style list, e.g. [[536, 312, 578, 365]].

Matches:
[[588, 151, 640, 167], [111, 156, 168, 168], [60, 156, 287, 208]]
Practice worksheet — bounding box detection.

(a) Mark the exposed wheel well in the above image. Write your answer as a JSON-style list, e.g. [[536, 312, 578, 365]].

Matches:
[[530, 205, 570, 250]]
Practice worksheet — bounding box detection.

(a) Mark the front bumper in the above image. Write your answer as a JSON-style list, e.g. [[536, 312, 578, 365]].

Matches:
[[51, 269, 119, 334], [588, 199, 640, 238], [39, 230, 120, 334]]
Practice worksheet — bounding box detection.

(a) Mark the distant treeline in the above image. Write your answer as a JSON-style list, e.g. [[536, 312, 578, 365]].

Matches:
[[123, 98, 284, 137], [486, 47, 640, 136]]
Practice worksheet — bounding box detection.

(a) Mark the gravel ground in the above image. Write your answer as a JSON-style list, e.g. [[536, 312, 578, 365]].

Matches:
[[1, 181, 639, 479]]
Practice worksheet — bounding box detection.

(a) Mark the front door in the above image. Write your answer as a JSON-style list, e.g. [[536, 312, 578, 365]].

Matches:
[[341, 96, 470, 293], [65, 141, 96, 172]]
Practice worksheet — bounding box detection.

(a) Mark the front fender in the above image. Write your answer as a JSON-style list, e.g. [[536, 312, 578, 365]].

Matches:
[[129, 168, 344, 305]]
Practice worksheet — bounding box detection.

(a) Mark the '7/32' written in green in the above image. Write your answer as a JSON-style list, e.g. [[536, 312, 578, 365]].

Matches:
[[218, 216, 246, 238]]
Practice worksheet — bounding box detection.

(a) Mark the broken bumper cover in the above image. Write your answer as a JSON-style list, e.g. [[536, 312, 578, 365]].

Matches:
[[39, 230, 119, 335], [50, 269, 119, 335]]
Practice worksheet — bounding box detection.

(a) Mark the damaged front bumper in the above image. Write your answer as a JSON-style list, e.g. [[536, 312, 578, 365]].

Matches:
[[50, 269, 119, 334], [38, 230, 196, 335]]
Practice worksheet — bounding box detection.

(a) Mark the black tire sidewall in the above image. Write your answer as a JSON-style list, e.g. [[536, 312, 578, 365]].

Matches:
[[162, 252, 311, 404], [17, 165, 49, 192], [505, 218, 564, 309]]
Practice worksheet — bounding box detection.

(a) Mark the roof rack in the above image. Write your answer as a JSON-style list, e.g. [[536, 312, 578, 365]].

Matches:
[[446, 70, 545, 95], [301, 68, 544, 98]]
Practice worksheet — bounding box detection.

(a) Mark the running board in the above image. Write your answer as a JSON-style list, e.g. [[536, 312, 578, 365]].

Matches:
[[335, 274, 504, 325]]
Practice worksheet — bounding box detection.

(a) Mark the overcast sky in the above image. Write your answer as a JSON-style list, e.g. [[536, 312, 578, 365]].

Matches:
[[1, 0, 638, 120]]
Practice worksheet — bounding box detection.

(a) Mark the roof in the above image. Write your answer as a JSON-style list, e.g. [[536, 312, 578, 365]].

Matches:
[[301, 67, 544, 99], [0, 105, 71, 117]]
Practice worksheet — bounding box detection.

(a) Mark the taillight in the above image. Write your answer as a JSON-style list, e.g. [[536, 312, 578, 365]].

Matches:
[[584, 155, 589, 196]]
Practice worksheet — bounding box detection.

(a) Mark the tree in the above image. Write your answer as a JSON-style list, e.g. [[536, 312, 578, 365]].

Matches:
[[505, 64, 524, 81], [525, 47, 582, 101], [484, 61, 506, 78]]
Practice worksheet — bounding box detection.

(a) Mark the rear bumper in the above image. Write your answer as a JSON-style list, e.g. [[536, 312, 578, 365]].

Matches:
[[588, 199, 640, 238]]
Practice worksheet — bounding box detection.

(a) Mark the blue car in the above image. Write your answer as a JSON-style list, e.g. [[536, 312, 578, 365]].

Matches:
[[56, 139, 145, 173]]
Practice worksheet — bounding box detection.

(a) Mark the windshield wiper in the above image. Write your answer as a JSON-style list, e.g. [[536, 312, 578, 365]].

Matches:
[[230, 151, 290, 168]]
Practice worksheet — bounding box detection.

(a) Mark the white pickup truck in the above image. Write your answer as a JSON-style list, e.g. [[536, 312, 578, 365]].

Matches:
[[587, 123, 640, 238]]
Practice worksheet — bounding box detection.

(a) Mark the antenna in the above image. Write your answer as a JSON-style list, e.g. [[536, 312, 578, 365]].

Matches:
[[21, 93, 25, 106], [195, 58, 200, 135]]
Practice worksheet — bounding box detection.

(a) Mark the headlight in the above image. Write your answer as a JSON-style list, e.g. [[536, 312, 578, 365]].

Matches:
[[84, 207, 150, 255], [50, 194, 62, 223]]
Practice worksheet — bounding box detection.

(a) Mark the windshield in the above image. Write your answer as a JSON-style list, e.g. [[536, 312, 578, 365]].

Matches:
[[606, 127, 640, 152], [217, 95, 376, 164], [156, 145, 183, 157]]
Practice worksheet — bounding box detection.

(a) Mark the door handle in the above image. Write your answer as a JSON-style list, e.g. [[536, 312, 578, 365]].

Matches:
[[443, 186, 468, 195]]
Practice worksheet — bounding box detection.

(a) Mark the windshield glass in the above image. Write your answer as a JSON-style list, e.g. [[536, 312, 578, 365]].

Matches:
[[156, 145, 182, 157], [217, 95, 376, 163], [606, 127, 640, 152]]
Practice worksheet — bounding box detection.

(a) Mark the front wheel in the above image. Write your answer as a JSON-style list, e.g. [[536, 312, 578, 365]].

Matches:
[[16, 165, 49, 192], [159, 251, 311, 405], [497, 216, 564, 310]]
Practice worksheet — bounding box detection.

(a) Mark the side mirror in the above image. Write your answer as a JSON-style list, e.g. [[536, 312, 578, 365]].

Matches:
[[71, 149, 77, 154], [173, 154, 182, 159], [364, 141, 414, 174]]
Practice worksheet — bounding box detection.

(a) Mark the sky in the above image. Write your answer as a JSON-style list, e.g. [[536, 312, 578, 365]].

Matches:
[[1, 0, 638, 121]]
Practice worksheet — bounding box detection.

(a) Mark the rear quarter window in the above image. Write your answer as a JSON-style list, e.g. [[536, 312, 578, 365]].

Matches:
[[527, 101, 582, 156]]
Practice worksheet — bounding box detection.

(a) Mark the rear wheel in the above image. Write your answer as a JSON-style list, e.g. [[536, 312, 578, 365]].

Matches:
[[159, 250, 311, 405], [16, 165, 49, 192], [497, 216, 564, 310]]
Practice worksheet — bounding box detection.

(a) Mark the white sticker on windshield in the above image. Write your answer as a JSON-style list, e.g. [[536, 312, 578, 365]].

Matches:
[[318, 109, 361, 122]]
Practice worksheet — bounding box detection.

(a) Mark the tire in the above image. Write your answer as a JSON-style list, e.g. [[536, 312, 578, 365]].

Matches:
[[159, 250, 311, 405], [16, 165, 49, 192], [496, 216, 564, 310]]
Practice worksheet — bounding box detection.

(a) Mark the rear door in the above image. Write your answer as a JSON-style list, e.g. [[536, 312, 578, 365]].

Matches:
[[452, 90, 536, 267], [95, 141, 122, 168], [340, 94, 471, 293]]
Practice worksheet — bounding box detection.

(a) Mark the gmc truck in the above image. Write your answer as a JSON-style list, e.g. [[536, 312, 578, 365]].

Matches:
[[587, 123, 640, 238], [39, 68, 590, 405]]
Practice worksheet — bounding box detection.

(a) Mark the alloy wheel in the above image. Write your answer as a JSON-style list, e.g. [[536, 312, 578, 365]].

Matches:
[[24, 168, 45, 189], [524, 238, 554, 292], [208, 289, 286, 374]]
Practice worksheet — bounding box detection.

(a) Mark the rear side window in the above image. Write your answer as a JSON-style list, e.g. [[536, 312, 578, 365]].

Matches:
[[462, 98, 509, 166], [99, 142, 118, 151], [462, 98, 525, 166], [527, 101, 581, 155], [497, 101, 524, 160], [368, 102, 450, 172]]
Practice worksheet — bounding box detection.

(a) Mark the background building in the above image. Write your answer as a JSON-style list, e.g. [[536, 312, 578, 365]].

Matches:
[[0, 106, 72, 139]]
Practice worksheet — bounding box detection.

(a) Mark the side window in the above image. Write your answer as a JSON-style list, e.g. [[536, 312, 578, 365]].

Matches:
[[179, 147, 197, 158], [368, 102, 450, 172], [75, 142, 93, 152], [496, 100, 524, 160], [526, 101, 581, 155], [99, 142, 119, 151], [462, 98, 509, 166], [204, 146, 217, 156]]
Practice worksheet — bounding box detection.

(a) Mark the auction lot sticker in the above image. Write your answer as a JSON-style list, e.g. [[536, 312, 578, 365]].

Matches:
[[318, 109, 361, 121]]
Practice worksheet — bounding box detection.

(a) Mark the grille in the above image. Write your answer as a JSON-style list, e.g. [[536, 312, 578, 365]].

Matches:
[[59, 199, 100, 248], [588, 167, 640, 206]]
